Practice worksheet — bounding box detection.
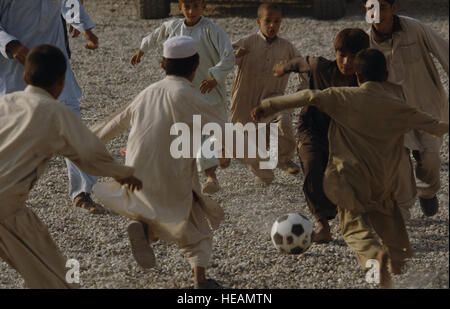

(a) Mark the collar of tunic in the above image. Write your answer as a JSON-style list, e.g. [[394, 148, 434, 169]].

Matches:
[[257, 30, 279, 45], [24, 85, 54, 99]]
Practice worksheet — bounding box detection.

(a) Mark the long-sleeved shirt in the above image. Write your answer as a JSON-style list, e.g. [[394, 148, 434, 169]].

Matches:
[[260, 82, 448, 214], [92, 76, 225, 242], [369, 15, 449, 151], [280, 56, 357, 146], [230, 31, 300, 124], [139, 17, 235, 120], [0, 0, 94, 103], [0, 86, 134, 202]]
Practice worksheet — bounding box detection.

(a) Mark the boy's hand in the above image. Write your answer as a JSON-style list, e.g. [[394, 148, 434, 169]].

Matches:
[[199, 78, 218, 94], [6, 41, 29, 65], [131, 49, 144, 66], [83, 29, 99, 50], [251, 105, 274, 122], [235, 47, 249, 58], [115, 175, 143, 192], [69, 25, 81, 38], [273, 61, 287, 77]]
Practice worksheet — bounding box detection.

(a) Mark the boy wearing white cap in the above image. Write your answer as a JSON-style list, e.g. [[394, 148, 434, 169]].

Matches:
[[130, 0, 235, 194], [93, 36, 226, 289]]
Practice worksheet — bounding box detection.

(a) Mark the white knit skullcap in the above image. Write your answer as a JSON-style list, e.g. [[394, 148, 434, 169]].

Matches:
[[163, 36, 198, 59]]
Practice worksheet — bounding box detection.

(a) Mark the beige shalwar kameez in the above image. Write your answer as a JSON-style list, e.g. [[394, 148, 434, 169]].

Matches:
[[260, 82, 448, 268], [369, 15, 449, 201], [0, 86, 135, 288], [230, 32, 301, 178], [92, 76, 225, 268]]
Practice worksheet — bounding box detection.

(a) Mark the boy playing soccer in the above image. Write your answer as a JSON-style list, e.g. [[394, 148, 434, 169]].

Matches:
[[94, 36, 226, 289], [229, 3, 301, 185], [253, 49, 449, 288], [0, 45, 142, 288], [366, 0, 449, 218], [0, 0, 103, 213], [272, 28, 371, 243], [130, 0, 235, 194]]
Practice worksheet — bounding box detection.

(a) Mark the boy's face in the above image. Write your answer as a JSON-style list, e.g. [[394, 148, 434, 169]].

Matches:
[[179, 1, 205, 26], [257, 9, 282, 41], [366, 0, 397, 33], [336, 50, 356, 76]]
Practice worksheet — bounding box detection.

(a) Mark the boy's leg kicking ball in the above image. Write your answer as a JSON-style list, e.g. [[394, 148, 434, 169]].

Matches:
[[252, 49, 448, 288], [93, 36, 227, 289], [273, 28, 371, 243]]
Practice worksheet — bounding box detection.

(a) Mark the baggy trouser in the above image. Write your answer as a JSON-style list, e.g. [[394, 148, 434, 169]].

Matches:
[[177, 200, 214, 268], [412, 151, 441, 199], [0, 204, 76, 289], [338, 202, 414, 270], [394, 148, 417, 222], [273, 110, 297, 166], [61, 99, 98, 201], [297, 141, 337, 221]]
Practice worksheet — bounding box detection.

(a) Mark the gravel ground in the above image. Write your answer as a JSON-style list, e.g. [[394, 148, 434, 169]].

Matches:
[[1, 0, 448, 289]]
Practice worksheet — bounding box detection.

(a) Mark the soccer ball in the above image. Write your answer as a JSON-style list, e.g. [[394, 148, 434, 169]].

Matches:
[[270, 213, 313, 254]]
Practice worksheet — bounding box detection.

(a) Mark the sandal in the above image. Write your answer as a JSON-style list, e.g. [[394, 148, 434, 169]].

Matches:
[[73, 193, 105, 214]]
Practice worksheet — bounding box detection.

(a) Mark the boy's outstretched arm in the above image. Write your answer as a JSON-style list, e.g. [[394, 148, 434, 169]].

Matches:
[[91, 96, 135, 143], [252, 89, 330, 122], [0, 1, 29, 63], [404, 106, 449, 138], [273, 55, 310, 77], [51, 103, 141, 189], [131, 21, 171, 66], [419, 22, 449, 76]]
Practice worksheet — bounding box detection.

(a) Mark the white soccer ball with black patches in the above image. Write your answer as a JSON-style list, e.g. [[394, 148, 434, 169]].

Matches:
[[270, 213, 313, 254]]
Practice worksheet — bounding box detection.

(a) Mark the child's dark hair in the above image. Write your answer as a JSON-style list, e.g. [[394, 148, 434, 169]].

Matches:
[[354, 48, 388, 82], [161, 53, 200, 77], [24, 44, 67, 88], [257, 3, 282, 17], [334, 28, 370, 54]]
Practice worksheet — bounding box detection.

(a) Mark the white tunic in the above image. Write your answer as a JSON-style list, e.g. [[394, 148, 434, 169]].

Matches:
[[139, 17, 235, 120], [92, 76, 225, 242]]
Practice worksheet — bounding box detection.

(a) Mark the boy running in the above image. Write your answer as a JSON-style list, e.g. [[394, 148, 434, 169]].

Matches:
[[94, 37, 226, 289], [230, 3, 301, 185], [0, 45, 141, 288], [273, 28, 371, 242], [253, 49, 448, 288], [366, 0, 449, 218], [130, 0, 235, 194]]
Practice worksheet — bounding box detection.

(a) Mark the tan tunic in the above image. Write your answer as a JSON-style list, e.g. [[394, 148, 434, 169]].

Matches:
[[369, 15, 449, 152], [92, 76, 225, 243], [0, 86, 134, 288], [0, 86, 134, 204], [261, 82, 448, 214], [230, 31, 300, 124]]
